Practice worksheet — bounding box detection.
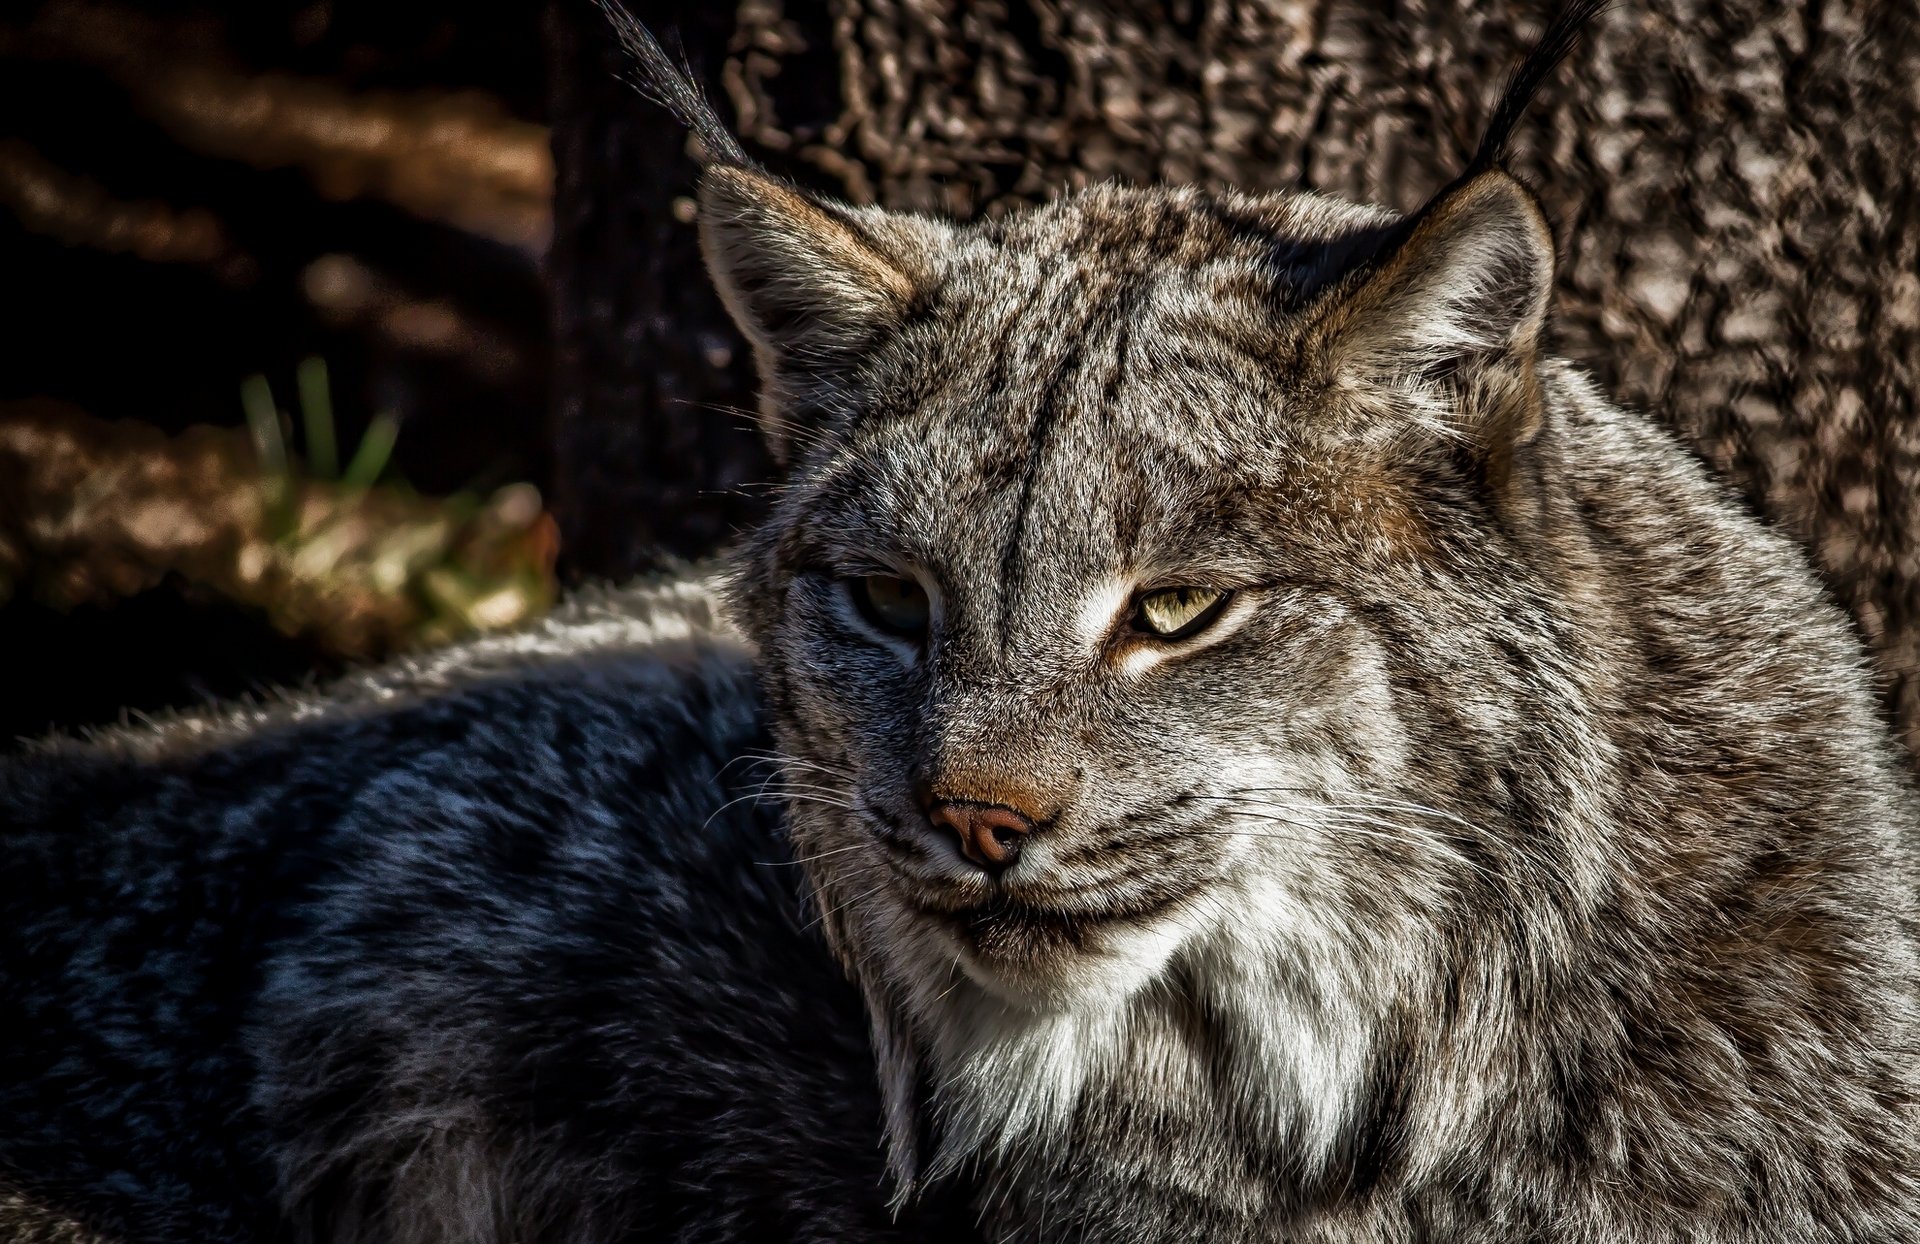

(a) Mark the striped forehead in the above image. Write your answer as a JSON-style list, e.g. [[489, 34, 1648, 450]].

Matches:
[[788, 187, 1401, 573], [814, 302, 1284, 589], [917, 244, 1286, 449]]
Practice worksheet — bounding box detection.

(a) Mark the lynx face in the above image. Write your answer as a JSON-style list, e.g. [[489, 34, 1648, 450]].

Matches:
[[588, 7, 1920, 1233], [717, 174, 1562, 1012]]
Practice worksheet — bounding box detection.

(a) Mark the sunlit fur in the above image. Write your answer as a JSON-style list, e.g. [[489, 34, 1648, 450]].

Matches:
[[6, 10, 1920, 1242], [717, 167, 1920, 1240]]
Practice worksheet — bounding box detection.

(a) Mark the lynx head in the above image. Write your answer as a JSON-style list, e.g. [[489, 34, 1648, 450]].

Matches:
[[609, 0, 1602, 1193]]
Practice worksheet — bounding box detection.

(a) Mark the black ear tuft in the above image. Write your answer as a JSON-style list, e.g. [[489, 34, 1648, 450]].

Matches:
[[1326, 0, 1602, 298], [590, 2, 951, 463], [595, 0, 752, 169], [1293, 6, 1597, 459], [1466, 0, 1608, 178]]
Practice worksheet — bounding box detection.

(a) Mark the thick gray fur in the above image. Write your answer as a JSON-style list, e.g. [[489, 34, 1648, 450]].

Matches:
[[2, 578, 966, 1243], [8, 3, 1920, 1241], [699, 0, 1920, 1237]]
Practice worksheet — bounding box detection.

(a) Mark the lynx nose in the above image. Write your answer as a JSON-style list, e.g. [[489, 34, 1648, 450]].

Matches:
[[927, 801, 1035, 875]]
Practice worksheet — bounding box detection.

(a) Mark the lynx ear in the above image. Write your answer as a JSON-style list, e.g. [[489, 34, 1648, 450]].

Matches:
[[598, 2, 944, 460], [698, 168, 946, 460], [1306, 169, 1555, 449], [1303, 0, 1599, 455]]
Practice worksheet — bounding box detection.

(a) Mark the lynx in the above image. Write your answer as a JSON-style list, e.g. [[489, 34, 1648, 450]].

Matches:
[[4, 3, 1919, 1242]]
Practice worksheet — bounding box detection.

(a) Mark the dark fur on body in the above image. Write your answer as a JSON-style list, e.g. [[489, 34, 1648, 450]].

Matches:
[[1, 584, 967, 1243], [6, 4, 1920, 1241]]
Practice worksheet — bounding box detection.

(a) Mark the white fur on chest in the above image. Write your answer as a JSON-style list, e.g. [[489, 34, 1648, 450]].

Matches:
[[910, 871, 1382, 1211]]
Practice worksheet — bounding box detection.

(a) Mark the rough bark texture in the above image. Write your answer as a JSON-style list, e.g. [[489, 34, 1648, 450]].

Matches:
[[549, 0, 1920, 755]]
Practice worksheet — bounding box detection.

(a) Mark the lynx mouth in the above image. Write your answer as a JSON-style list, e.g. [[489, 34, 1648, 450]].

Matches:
[[937, 900, 1092, 958], [909, 889, 1193, 965]]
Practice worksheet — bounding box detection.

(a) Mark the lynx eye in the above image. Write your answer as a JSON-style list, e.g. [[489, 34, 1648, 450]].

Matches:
[[849, 574, 931, 639], [1132, 586, 1230, 641]]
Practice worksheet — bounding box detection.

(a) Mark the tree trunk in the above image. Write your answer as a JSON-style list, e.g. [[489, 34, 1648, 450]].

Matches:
[[548, 0, 1920, 755], [544, 0, 775, 580]]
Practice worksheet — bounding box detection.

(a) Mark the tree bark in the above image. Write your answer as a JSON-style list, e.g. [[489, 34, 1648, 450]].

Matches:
[[548, 0, 1920, 755], [545, 0, 775, 580]]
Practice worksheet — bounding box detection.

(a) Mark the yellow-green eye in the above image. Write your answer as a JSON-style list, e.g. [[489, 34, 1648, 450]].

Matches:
[[1132, 586, 1229, 640], [850, 574, 931, 638]]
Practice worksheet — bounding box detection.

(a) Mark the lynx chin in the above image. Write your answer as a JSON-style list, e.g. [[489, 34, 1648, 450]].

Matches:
[[3, 3, 1918, 1242]]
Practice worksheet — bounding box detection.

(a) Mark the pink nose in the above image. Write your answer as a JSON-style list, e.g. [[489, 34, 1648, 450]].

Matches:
[[927, 801, 1036, 874]]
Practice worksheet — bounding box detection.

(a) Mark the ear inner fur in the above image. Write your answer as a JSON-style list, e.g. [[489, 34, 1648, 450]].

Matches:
[[1301, 169, 1556, 473], [695, 165, 934, 460]]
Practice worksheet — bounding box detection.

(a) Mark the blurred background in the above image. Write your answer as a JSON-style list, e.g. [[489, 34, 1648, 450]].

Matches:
[[4, 0, 1917, 759], [1, 0, 559, 742]]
